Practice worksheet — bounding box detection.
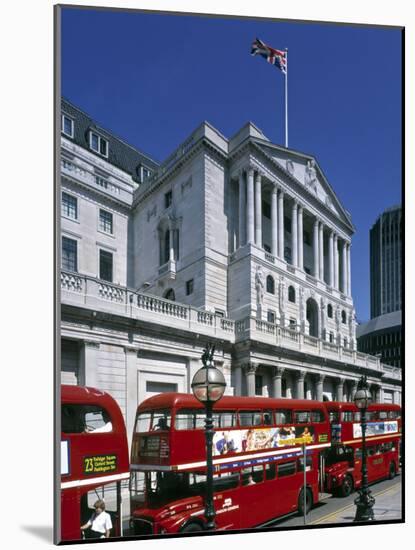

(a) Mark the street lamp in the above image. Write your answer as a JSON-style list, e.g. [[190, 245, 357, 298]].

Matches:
[[191, 343, 226, 530], [353, 375, 375, 522]]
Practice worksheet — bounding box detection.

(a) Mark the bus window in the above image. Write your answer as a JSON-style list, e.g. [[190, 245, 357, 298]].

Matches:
[[297, 455, 313, 470], [151, 411, 171, 430], [242, 466, 264, 485], [294, 411, 311, 424], [366, 412, 374, 421], [354, 412, 361, 422], [265, 463, 276, 480], [329, 411, 340, 422], [174, 409, 204, 430], [378, 411, 388, 420], [239, 411, 262, 426], [212, 412, 236, 428], [388, 410, 400, 419], [311, 410, 325, 422], [277, 461, 296, 478], [213, 472, 239, 492], [62, 404, 112, 434], [130, 471, 145, 505], [355, 448, 362, 460], [263, 410, 273, 425], [275, 410, 292, 424], [135, 413, 152, 433], [342, 411, 354, 422]]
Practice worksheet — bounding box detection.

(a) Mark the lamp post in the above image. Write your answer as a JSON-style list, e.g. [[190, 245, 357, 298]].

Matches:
[[191, 343, 226, 530], [353, 375, 375, 522]]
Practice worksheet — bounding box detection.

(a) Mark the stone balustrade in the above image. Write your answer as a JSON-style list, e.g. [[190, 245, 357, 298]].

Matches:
[[61, 270, 401, 382]]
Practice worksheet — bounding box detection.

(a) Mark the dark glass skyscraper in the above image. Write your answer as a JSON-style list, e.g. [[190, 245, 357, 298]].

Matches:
[[370, 205, 402, 319]]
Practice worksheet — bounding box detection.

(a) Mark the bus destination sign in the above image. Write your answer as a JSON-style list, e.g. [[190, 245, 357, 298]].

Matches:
[[83, 454, 118, 475]]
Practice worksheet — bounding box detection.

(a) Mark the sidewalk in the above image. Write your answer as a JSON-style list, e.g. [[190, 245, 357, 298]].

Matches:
[[311, 482, 402, 524]]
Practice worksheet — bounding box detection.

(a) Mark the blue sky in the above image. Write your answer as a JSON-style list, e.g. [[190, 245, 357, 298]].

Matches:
[[61, 7, 402, 322]]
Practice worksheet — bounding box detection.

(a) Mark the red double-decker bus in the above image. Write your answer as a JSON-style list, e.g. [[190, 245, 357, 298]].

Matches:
[[323, 402, 401, 497], [129, 393, 331, 534], [60, 385, 130, 542]]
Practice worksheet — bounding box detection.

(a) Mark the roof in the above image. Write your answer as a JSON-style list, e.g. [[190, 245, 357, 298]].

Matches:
[[61, 98, 159, 180], [356, 310, 402, 338], [324, 401, 401, 412], [137, 392, 327, 411]]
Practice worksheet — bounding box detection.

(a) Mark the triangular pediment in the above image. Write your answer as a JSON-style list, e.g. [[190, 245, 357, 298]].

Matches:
[[254, 141, 353, 228]]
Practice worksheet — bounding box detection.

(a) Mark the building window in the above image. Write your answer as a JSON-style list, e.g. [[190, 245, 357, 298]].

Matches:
[[215, 309, 225, 318], [304, 231, 311, 246], [89, 131, 108, 157], [99, 250, 113, 282], [165, 190, 173, 209], [255, 375, 263, 396], [267, 310, 276, 324], [264, 244, 271, 253], [186, 279, 194, 295], [341, 310, 347, 324], [266, 275, 275, 294], [327, 304, 333, 318], [284, 216, 291, 233], [61, 192, 77, 220], [343, 338, 348, 348], [99, 209, 113, 234], [289, 318, 297, 329], [164, 288, 175, 301], [262, 201, 271, 219], [288, 285, 296, 303], [139, 166, 152, 182], [329, 332, 334, 343], [62, 114, 74, 138], [62, 237, 77, 272]]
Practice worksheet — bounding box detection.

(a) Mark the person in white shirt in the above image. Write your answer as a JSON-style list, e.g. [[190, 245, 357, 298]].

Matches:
[[85, 412, 113, 433], [81, 500, 113, 539]]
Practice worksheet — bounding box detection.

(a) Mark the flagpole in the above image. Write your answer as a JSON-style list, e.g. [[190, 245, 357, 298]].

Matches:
[[285, 47, 288, 148]]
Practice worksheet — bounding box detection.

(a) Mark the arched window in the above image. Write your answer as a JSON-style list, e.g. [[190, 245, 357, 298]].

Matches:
[[288, 285, 296, 303], [341, 310, 347, 324], [327, 304, 333, 318], [164, 288, 175, 301], [266, 275, 275, 294]]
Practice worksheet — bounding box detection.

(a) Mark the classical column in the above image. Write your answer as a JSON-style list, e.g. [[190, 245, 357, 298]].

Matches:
[[244, 362, 258, 396], [319, 222, 324, 281], [238, 171, 246, 248], [347, 243, 352, 296], [349, 380, 358, 402], [80, 340, 100, 388], [272, 366, 285, 398], [313, 219, 319, 278], [125, 347, 138, 448], [328, 231, 334, 287], [254, 171, 262, 247], [291, 202, 298, 266], [296, 370, 306, 399], [297, 205, 304, 270], [234, 365, 243, 396], [271, 185, 278, 256], [278, 189, 285, 258], [168, 220, 174, 261], [342, 240, 347, 294], [336, 377, 345, 402], [246, 167, 255, 243], [333, 234, 339, 290], [316, 374, 325, 402]]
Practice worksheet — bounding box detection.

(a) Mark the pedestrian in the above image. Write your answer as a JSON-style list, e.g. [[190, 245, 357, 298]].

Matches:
[[81, 499, 112, 539]]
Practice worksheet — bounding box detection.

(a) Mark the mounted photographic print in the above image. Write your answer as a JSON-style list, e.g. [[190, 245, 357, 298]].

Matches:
[[55, 4, 403, 545]]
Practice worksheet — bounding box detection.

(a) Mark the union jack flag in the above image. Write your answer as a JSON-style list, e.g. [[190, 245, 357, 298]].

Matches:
[[251, 38, 286, 74]]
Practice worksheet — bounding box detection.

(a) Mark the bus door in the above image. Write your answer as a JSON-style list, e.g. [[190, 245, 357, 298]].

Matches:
[[80, 481, 123, 538]]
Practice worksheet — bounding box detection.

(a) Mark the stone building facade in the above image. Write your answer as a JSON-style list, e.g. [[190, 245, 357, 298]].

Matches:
[[60, 99, 402, 441]]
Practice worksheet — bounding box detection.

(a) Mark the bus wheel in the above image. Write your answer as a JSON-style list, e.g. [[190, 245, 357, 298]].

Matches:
[[339, 474, 354, 497], [180, 522, 204, 533], [389, 462, 396, 480], [298, 487, 313, 516]]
